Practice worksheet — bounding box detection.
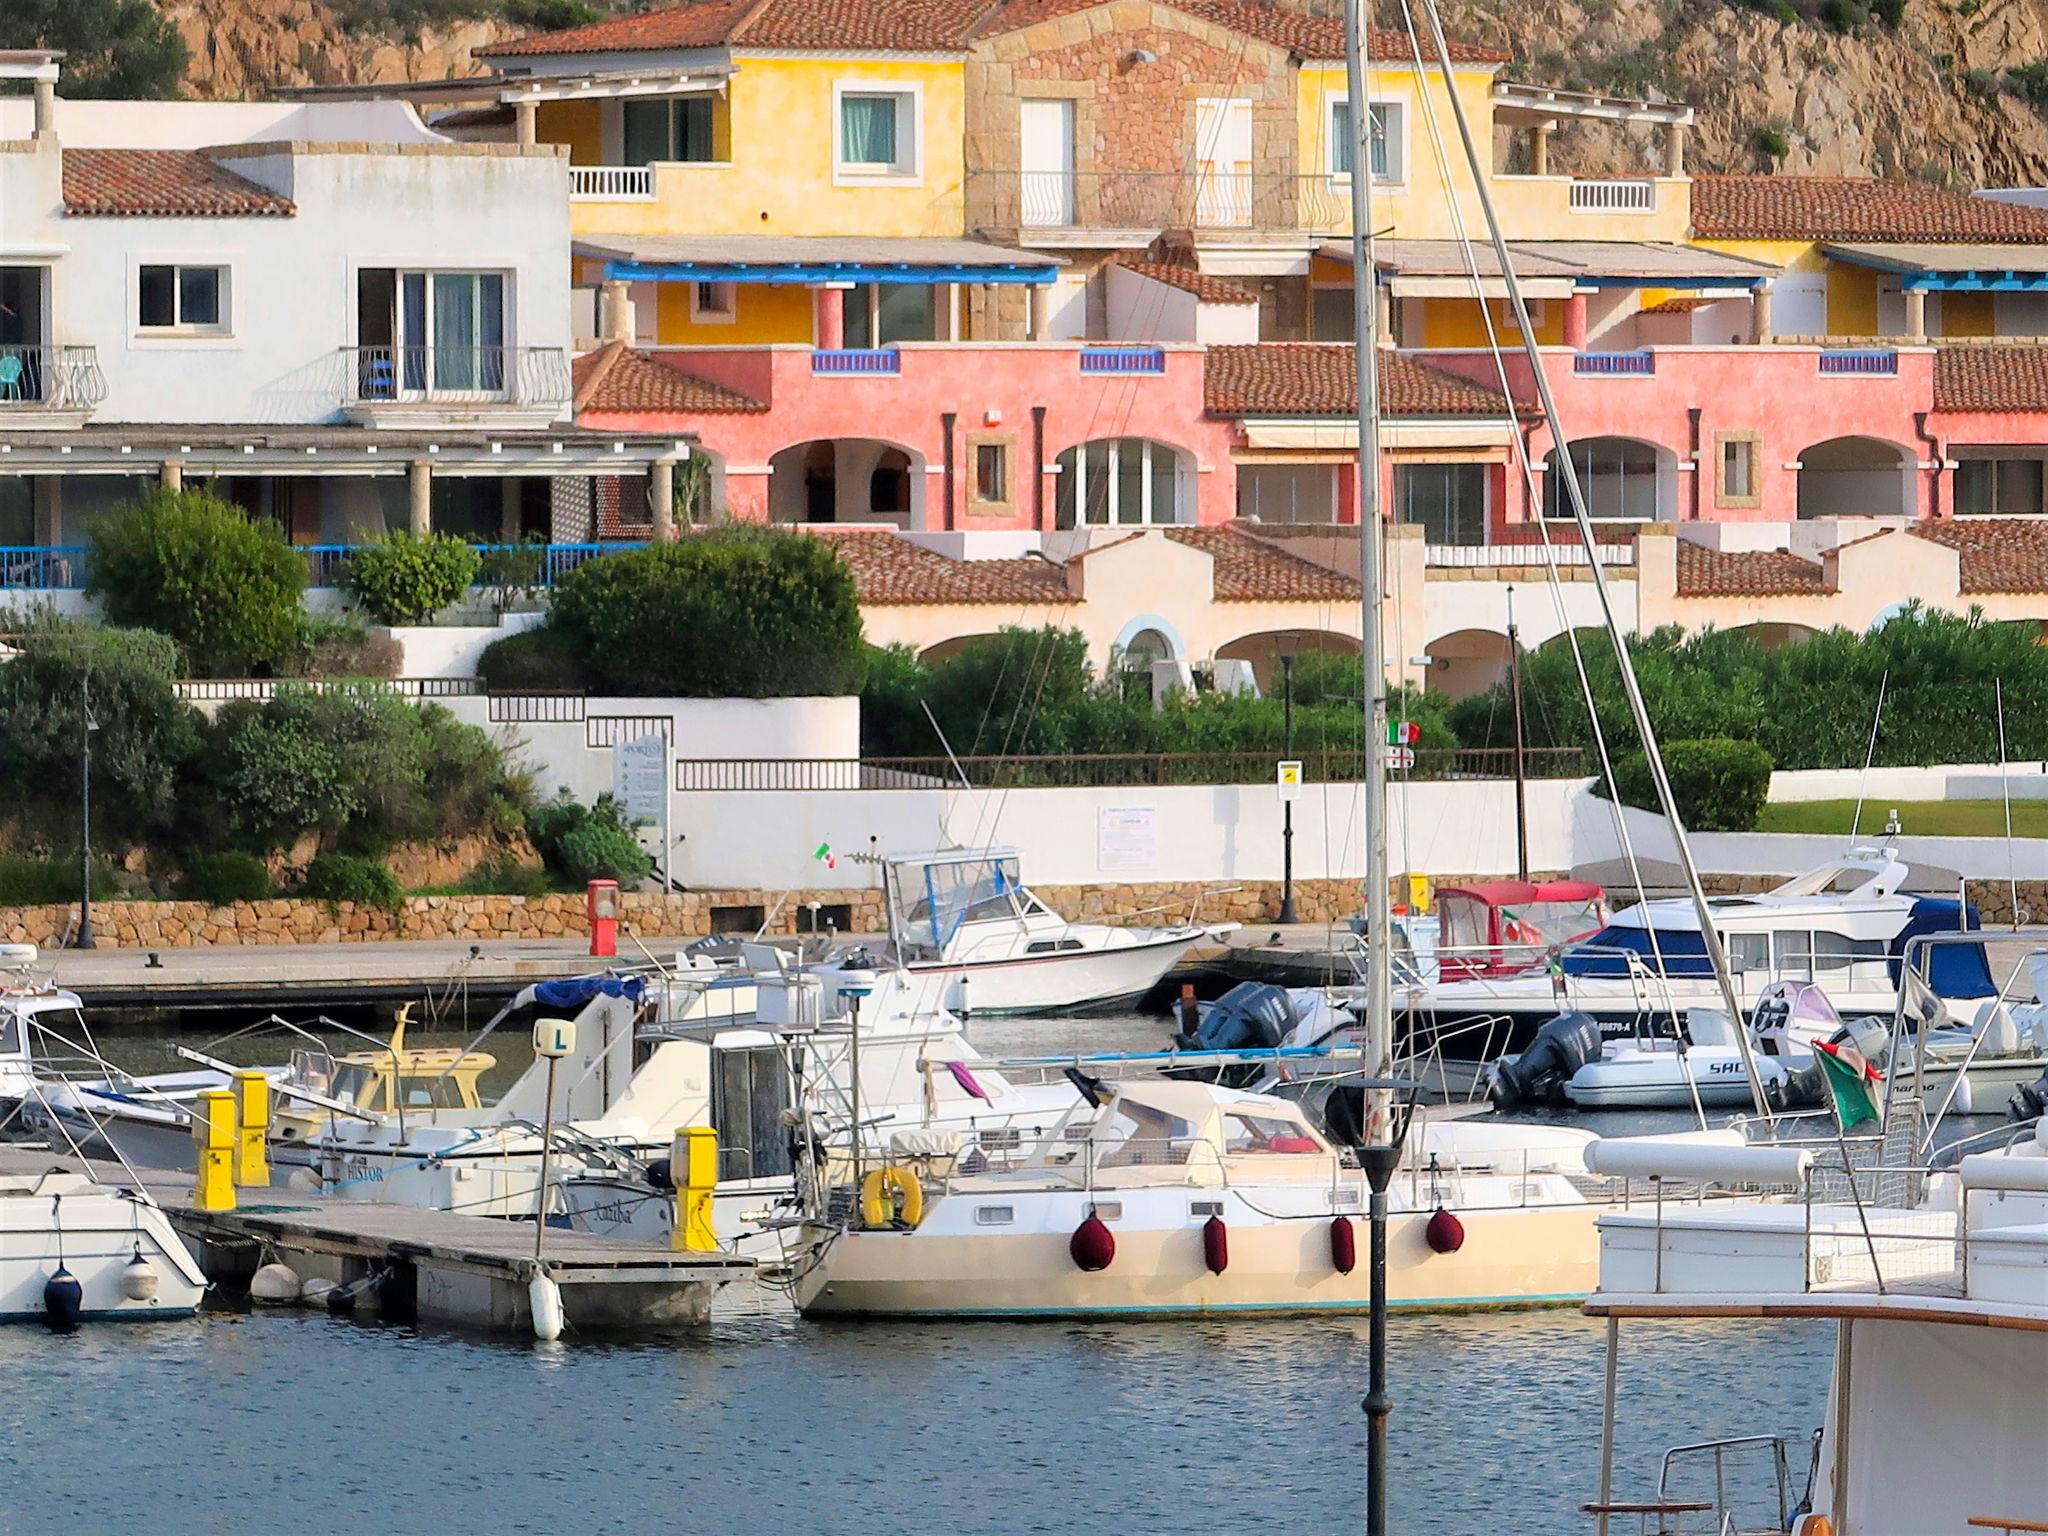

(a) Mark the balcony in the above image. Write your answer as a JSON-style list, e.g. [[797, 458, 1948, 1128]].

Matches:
[[1574, 350, 1656, 377], [0, 345, 106, 423], [971, 170, 1349, 238], [1079, 346, 1166, 376], [1818, 349, 1899, 377], [1566, 178, 1656, 214], [339, 345, 573, 427], [810, 348, 900, 377], [569, 166, 656, 201]]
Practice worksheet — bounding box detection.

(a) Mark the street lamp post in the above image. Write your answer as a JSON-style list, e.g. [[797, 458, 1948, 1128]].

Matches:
[[1278, 648, 1298, 924], [75, 676, 97, 950]]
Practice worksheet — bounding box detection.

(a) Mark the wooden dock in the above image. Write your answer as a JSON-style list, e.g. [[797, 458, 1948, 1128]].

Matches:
[[0, 1145, 753, 1336]]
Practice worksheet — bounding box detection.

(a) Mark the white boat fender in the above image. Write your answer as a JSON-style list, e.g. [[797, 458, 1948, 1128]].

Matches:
[[1953, 1074, 1976, 1117], [249, 1262, 302, 1305], [299, 1277, 339, 1309], [120, 1247, 160, 1303], [43, 1266, 83, 1333], [1070, 1212, 1116, 1272], [1330, 1216, 1357, 1274], [1202, 1214, 1229, 1275], [1425, 1208, 1464, 1255], [285, 1167, 323, 1194], [529, 1271, 564, 1342]]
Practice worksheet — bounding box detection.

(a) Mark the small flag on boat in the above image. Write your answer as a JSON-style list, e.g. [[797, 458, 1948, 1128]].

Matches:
[[813, 842, 836, 869], [945, 1058, 993, 1103], [1813, 1037, 1882, 1130]]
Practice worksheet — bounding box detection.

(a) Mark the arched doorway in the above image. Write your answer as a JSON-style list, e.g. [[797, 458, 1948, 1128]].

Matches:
[[767, 439, 925, 528], [1055, 438, 1192, 527], [1424, 628, 1516, 700], [1795, 436, 1914, 519], [1215, 628, 1359, 694], [916, 632, 1004, 665], [1544, 437, 1675, 523]]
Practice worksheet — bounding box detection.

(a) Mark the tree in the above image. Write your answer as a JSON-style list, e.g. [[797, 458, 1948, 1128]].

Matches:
[[339, 530, 481, 625], [0, 0, 188, 100], [86, 487, 308, 676]]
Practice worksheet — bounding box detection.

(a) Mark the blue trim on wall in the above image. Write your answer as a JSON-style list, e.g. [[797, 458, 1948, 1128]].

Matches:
[[601, 260, 1057, 287]]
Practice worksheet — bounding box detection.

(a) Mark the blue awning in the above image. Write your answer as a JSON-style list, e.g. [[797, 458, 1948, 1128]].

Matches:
[[1889, 898, 1996, 1001], [577, 235, 1061, 288], [529, 975, 644, 1010]]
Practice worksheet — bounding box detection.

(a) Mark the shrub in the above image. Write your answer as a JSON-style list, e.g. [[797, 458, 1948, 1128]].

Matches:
[[546, 527, 865, 697], [0, 855, 118, 905], [287, 613, 403, 679], [85, 487, 307, 675], [1818, 0, 1868, 30], [417, 704, 528, 839], [1871, 0, 1903, 25], [476, 623, 594, 691], [1731, 0, 1800, 23], [1753, 123, 1791, 161], [1610, 737, 1774, 832], [2007, 60, 2048, 112], [207, 685, 429, 853], [525, 792, 651, 886], [1963, 66, 1999, 100], [475, 540, 548, 617], [302, 853, 402, 910], [338, 530, 481, 626], [176, 851, 272, 905]]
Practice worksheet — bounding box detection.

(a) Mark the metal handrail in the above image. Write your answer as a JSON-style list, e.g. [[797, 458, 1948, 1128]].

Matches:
[[340, 344, 572, 407], [969, 169, 1352, 233], [0, 344, 107, 410]]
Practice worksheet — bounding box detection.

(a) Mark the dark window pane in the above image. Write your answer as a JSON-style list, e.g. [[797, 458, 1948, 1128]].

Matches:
[[677, 96, 716, 161], [843, 284, 874, 349], [1955, 459, 1993, 514], [179, 266, 221, 327], [874, 283, 932, 343], [1999, 458, 2043, 514], [138, 265, 175, 328], [622, 99, 669, 166]]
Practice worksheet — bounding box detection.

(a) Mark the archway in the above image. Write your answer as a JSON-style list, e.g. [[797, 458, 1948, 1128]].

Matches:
[[916, 632, 1005, 665], [1795, 436, 1914, 520], [1543, 437, 1675, 524], [1215, 628, 1359, 694], [1424, 628, 1516, 701], [1055, 437, 1194, 527], [1727, 620, 1818, 650], [767, 438, 926, 528]]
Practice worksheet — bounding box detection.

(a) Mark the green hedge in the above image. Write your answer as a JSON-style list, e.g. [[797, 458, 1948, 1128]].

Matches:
[[476, 624, 594, 692], [1610, 737, 1774, 832], [176, 851, 272, 905], [302, 853, 402, 910], [0, 855, 118, 905], [338, 531, 481, 626], [525, 793, 651, 885]]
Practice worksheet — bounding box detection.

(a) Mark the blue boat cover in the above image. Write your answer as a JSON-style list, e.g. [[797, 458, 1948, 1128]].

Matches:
[[1888, 898, 1995, 1000], [530, 976, 644, 1009], [1559, 926, 1714, 978]]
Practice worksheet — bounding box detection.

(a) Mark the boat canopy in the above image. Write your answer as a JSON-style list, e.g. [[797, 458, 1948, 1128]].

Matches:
[[1889, 897, 1995, 1000], [888, 850, 1028, 949], [1559, 926, 1714, 978], [1436, 879, 1606, 979]]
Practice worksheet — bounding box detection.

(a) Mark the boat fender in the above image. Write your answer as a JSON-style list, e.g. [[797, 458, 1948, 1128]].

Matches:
[[120, 1247, 160, 1303], [1791, 1517, 1833, 1536], [286, 1166, 324, 1193], [42, 1266, 82, 1334], [645, 1157, 673, 1192], [250, 1262, 303, 1305], [1425, 1207, 1465, 1255], [1202, 1214, 1229, 1275], [1329, 1215, 1357, 1274], [859, 1166, 924, 1229], [299, 1277, 339, 1309], [1070, 1212, 1116, 1272], [1952, 1074, 1976, 1117], [529, 1272, 564, 1343]]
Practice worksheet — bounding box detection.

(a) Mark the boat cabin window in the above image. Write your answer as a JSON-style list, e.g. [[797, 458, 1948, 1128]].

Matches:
[[0, 1011, 21, 1057], [1096, 1100, 1200, 1166], [1222, 1112, 1323, 1155], [1771, 929, 1882, 981], [712, 1044, 792, 1182], [896, 856, 1024, 947], [396, 1073, 473, 1109], [1025, 938, 1084, 954], [330, 1064, 375, 1109], [1728, 932, 1770, 974]]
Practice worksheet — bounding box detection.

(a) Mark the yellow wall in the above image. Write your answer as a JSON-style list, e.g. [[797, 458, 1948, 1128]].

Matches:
[[1416, 296, 1565, 347], [1826, 263, 1880, 336], [1295, 62, 1691, 243], [564, 55, 966, 239], [654, 281, 815, 345], [543, 99, 603, 165], [1942, 291, 1994, 337]]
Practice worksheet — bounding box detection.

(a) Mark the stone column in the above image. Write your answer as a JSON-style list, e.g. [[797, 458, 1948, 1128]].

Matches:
[[936, 283, 958, 342], [650, 457, 676, 541], [1904, 288, 1928, 342], [814, 285, 847, 350], [408, 460, 432, 535], [32, 78, 55, 139], [1563, 291, 1589, 351], [602, 280, 634, 344], [515, 99, 538, 148], [1027, 283, 1049, 341], [159, 459, 184, 492], [499, 478, 523, 541], [1663, 123, 1688, 179], [1753, 285, 1773, 343], [1529, 124, 1551, 177]]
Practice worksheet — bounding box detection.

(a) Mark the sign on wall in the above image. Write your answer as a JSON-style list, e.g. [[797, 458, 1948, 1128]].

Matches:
[[1097, 806, 1159, 872], [614, 734, 672, 889]]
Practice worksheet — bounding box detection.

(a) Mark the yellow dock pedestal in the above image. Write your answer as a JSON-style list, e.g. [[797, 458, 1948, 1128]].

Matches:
[[192, 1089, 236, 1213], [673, 1126, 717, 1253], [231, 1070, 270, 1187]]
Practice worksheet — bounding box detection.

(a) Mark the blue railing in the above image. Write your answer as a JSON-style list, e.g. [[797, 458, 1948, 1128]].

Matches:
[[811, 348, 901, 376], [0, 545, 88, 590], [0, 543, 649, 592], [1818, 349, 1898, 376], [1080, 346, 1167, 375], [1573, 350, 1655, 377]]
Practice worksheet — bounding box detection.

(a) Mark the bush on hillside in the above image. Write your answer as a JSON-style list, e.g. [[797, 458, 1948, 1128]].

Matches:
[[85, 488, 307, 674], [176, 851, 273, 905], [525, 792, 651, 885], [0, 855, 119, 906], [1609, 737, 1774, 832], [302, 853, 402, 911], [338, 531, 481, 626], [476, 623, 595, 692], [287, 613, 403, 679]]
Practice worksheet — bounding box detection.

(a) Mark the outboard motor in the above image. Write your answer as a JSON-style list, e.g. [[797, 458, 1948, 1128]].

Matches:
[[1773, 1014, 1891, 1112], [2009, 1064, 2048, 1123], [1169, 981, 1291, 1086], [1488, 1012, 1602, 1110]]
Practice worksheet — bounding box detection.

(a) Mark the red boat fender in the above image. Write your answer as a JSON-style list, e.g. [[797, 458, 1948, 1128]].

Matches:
[[1425, 1206, 1465, 1254], [1202, 1214, 1229, 1274], [1070, 1212, 1116, 1272], [1329, 1215, 1357, 1274]]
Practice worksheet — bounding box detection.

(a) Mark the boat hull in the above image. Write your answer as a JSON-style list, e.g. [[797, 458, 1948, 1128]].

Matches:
[[0, 1184, 207, 1323], [911, 932, 1208, 1015]]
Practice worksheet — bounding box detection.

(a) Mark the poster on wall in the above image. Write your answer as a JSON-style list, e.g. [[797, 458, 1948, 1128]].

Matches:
[[1097, 806, 1159, 872]]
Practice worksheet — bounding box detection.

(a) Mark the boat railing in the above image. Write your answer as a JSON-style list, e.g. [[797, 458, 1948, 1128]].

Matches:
[[1654, 1433, 1814, 1536]]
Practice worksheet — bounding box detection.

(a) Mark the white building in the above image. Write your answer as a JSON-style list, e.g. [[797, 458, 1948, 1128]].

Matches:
[[0, 50, 682, 563]]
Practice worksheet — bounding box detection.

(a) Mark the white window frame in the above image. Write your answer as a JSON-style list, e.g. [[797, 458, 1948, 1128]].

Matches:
[[1326, 93, 1407, 187], [832, 81, 922, 185], [689, 280, 738, 325], [131, 260, 233, 342]]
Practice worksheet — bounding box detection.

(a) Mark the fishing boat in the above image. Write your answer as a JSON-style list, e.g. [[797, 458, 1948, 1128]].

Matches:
[[0, 1166, 208, 1326], [876, 847, 1234, 1015]]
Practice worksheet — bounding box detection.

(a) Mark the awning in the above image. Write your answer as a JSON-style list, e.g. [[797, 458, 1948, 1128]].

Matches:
[[1822, 241, 2048, 291], [1353, 239, 1776, 297], [576, 235, 1061, 287], [1238, 418, 1516, 451], [1490, 81, 1693, 128]]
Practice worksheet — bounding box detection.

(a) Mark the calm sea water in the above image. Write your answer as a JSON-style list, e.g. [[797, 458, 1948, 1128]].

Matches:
[[2, 1007, 1836, 1536]]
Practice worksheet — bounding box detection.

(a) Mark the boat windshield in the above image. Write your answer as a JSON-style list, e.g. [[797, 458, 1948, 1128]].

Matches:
[[895, 856, 1023, 948], [1560, 926, 1714, 978], [0, 1009, 21, 1057], [1221, 1111, 1323, 1155]]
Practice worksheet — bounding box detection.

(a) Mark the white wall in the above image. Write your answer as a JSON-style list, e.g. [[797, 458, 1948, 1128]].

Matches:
[[384, 611, 547, 678], [1768, 761, 2048, 803], [0, 98, 442, 147], [1104, 266, 1199, 342]]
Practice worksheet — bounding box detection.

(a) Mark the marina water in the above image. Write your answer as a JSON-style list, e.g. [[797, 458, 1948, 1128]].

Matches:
[[0, 1011, 1836, 1534]]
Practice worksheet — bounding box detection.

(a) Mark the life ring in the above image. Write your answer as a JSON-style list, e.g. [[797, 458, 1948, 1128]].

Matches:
[[859, 1165, 924, 1229]]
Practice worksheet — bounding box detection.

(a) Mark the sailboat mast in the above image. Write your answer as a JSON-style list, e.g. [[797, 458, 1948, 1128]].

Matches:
[[1345, 0, 1390, 1080]]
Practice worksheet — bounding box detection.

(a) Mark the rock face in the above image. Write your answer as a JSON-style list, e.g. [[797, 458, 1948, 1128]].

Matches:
[[161, 0, 520, 98]]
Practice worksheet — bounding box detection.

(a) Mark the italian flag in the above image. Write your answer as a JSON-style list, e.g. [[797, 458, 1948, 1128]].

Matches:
[[1813, 1037, 1883, 1130], [814, 842, 837, 870]]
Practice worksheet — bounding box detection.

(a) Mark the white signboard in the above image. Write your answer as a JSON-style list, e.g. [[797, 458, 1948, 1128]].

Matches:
[[614, 734, 669, 830], [1277, 759, 1303, 802], [1097, 806, 1159, 872]]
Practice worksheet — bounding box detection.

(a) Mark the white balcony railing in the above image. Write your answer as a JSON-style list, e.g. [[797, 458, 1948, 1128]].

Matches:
[[1425, 543, 1637, 569], [570, 166, 656, 201], [1568, 179, 1655, 214]]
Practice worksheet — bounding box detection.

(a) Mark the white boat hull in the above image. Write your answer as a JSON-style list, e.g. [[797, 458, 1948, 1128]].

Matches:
[[0, 1177, 207, 1323], [911, 931, 1208, 1015]]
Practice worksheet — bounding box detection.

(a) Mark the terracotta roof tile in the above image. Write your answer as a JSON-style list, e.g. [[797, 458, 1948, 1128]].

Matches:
[[1639, 297, 1712, 315], [1204, 343, 1522, 418], [1110, 259, 1258, 304], [572, 343, 768, 415], [810, 529, 1078, 606], [62, 149, 295, 218], [1692, 175, 2048, 244], [1908, 519, 2048, 594], [1674, 541, 1833, 598], [1932, 345, 2048, 413], [1163, 525, 1360, 602], [983, 0, 1505, 58]]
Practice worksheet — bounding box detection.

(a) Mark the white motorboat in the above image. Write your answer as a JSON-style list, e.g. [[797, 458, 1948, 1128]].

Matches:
[[0, 946, 86, 1119], [0, 1167, 207, 1326], [877, 847, 1235, 1014]]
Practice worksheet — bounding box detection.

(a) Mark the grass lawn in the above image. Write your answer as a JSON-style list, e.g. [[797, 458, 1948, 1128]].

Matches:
[[1754, 798, 2048, 838]]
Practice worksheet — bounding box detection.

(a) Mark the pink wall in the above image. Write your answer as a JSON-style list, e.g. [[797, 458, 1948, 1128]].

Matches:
[[584, 345, 1237, 528]]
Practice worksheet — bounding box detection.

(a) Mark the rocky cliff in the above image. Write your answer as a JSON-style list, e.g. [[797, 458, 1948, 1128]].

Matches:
[[160, 0, 2048, 185]]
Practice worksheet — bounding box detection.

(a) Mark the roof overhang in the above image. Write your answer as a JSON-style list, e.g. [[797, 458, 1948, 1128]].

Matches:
[[0, 50, 61, 84], [576, 235, 1061, 286], [0, 427, 691, 475], [1237, 418, 1517, 450], [1491, 80, 1693, 128], [273, 63, 732, 107], [1350, 239, 1775, 293], [1822, 241, 2048, 291]]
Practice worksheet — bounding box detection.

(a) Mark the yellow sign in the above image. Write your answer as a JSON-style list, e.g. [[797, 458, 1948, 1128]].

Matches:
[[1277, 759, 1303, 802]]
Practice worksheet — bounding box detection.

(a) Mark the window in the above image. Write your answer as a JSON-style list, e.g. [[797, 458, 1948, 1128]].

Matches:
[[1056, 438, 1183, 526], [1223, 1113, 1323, 1154], [973, 441, 1009, 505], [1312, 284, 1354, 342], [836, 87, 918, 178], [690, 281, 736, 324], [1397, 463, 1488, 546], [1546, 439, 1662, 521], [138, 263, 227, 332], [1717, 432, 1760, 508], [1956, 456, 2047, 516], [843, 283, 933, 348], [974, 1205, 1016, 1225], [621, 95, 718, 165], [1330, 99, 1403, 181], [355, 267, 507, 396]]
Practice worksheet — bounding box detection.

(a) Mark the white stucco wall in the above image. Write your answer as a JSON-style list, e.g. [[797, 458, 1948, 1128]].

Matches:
[[0, 98, 443, 148]]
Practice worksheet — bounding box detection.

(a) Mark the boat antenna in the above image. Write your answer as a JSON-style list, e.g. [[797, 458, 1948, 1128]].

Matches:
[[1997, 678, 2019, 927], [1406, 0, 1773, 1124], [1847, 669, 1888, 846], [920, 698, 976, 848]]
